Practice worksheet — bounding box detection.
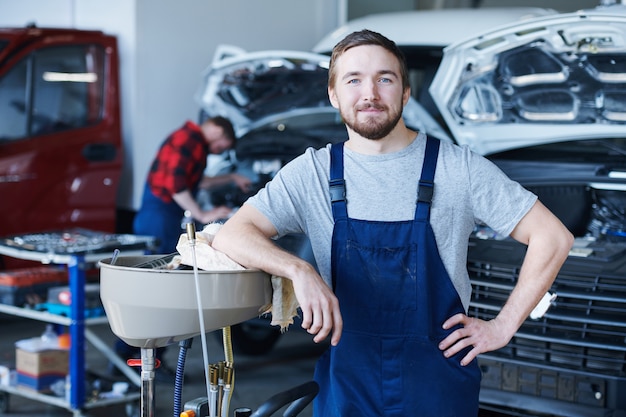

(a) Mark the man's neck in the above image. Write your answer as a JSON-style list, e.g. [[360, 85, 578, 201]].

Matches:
[[345, 126, 418, 155]]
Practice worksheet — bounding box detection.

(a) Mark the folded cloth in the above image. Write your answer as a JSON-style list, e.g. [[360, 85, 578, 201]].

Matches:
[[263, 276, 299, 331], [176, 223, 245, 271], [176, 223, 299, 331]]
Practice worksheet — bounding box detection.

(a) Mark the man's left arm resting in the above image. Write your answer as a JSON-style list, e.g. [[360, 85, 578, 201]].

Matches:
[[439, 200, 574, 366]]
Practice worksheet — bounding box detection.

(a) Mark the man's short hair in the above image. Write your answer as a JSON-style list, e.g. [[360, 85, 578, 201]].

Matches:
[[207, 116, 236, 144], [328, 29, 409, 92]]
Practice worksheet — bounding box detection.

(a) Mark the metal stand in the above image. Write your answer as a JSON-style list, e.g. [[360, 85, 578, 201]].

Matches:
[[0, 229, 155, 416], [140, 349, 156, 417]]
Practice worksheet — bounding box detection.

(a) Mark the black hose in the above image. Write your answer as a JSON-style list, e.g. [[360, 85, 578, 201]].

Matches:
[[250, 381, 319, 417]]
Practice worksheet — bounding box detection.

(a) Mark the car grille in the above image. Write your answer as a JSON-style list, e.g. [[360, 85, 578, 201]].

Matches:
[[467, 236, 626, 415]]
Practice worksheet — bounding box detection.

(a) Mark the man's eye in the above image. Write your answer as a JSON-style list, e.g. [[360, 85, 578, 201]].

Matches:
[[379, 78, 391, 83], [347, 79, 360, 85]]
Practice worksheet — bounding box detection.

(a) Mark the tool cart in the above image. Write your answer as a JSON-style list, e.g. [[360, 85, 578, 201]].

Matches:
[[0, 229, 156, 417]]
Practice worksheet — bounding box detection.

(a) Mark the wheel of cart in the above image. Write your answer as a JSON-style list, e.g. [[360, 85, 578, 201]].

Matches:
[[124, 400, 140, 417], [0, 391, 8, 414]]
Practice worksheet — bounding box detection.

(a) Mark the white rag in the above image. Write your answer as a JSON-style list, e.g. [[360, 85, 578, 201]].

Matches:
[[175, 223, 299, 331]]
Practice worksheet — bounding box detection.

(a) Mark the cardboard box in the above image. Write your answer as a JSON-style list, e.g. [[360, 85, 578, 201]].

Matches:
[[15, 347, 68, 392]]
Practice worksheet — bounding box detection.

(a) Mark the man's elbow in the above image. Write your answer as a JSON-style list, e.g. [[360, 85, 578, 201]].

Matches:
[[212, 226, 229, 253], [555, 224, 575, 260]]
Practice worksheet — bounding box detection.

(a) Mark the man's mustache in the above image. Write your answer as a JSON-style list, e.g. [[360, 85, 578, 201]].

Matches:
[[356, 103, 386, 111]]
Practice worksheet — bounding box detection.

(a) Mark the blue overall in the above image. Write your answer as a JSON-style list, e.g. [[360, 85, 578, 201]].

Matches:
[[133, 185, 185, 254], [313, 137, 481, 417]]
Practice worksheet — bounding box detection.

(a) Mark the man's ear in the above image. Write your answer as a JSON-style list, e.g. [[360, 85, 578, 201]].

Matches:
[[403, 87, 411, 106], [328, 86, 339, 109]]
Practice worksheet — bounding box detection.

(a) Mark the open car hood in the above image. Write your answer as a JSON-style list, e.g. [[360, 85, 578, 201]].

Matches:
[[196, 45, 451, 142], [429, 4, 626, 155], [196, 45, 333, 137]]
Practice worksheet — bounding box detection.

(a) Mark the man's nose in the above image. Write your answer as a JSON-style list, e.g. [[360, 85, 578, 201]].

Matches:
[[362, 80, 379, 101]]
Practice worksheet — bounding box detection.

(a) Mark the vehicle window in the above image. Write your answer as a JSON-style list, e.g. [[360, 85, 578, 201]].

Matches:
[[0, 59, 28, 140], [402, 46, 445, 122], [0, 44, 105, 141], [32, 45, 105, 135]]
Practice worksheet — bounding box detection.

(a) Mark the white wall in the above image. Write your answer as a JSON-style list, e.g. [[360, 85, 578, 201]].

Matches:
[[0, 0, 340, 210], [0, 0, 75, 27], [348, 0, 416, 19]]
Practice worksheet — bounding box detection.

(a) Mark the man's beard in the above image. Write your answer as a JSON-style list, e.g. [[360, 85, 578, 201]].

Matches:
[[341, 102, 403, 140]]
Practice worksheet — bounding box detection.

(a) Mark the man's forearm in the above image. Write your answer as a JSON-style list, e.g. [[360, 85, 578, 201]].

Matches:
[[200, 174, 229, 189], [212, 206, 314, 280], [495, 220, 573, 338], [172, 190, 203, 219], [213, 204, 343, 346]]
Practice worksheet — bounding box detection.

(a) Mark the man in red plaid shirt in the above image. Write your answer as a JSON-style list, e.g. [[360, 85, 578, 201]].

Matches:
[[134, 116, 250, 254]]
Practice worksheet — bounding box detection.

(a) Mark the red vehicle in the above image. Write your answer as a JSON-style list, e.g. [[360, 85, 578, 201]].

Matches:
[[0, 27, 122, 268]]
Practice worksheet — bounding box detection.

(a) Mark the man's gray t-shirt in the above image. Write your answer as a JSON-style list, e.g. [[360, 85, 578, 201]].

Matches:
[[246, 132, 537, 310]]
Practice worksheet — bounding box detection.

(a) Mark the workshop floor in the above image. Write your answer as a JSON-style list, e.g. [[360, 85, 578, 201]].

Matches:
[[0, 315, 511, 417], [0, 314, 325, 417]]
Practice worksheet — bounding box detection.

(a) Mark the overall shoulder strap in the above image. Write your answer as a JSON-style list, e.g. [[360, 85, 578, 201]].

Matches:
[[329, 142, 347, 220], [415, 136, 440, 221]]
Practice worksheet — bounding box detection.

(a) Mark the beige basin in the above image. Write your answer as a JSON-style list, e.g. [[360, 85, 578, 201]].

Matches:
[[99, 256, 272, 348]]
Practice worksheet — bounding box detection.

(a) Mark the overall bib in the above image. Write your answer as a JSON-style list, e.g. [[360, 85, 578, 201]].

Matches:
[[313, 137, 481, 417]]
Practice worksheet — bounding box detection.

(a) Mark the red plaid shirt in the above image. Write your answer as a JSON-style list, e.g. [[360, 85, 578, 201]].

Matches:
[[147, 121, 209, 203]]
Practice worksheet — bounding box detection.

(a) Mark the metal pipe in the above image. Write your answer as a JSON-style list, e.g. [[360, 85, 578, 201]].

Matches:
[[222, 327, 235, 417], [188, 222, 215, 414], [140, 348, 156, 417]]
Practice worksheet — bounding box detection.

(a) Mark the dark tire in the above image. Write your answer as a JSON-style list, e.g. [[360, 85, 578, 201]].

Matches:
[[216, 320, 281, 356], [0, 392, 8, 413]]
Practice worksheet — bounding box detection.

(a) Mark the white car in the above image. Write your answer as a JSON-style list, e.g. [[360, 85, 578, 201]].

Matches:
[[427, 5, 626, 417]]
